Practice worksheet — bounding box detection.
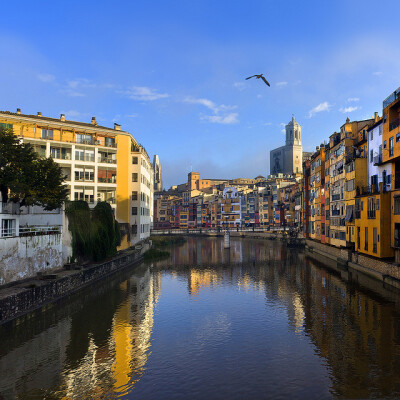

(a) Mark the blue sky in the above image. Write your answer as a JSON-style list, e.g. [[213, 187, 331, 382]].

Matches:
[[1, 0, 400, 188]]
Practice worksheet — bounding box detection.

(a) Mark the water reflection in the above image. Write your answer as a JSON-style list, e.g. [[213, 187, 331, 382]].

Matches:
[[1, 238, 400, 398]]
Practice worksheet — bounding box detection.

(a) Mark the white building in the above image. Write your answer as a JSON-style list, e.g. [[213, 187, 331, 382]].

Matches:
[[367, 119, 392, 190], [131, 150, 154, 242]]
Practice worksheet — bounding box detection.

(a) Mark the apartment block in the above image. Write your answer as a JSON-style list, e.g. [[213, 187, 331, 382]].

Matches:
[[0, 110, 153, 246]]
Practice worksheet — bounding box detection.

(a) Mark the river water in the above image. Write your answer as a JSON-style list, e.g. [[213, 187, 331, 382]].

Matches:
[[2, 237, 400, 399]]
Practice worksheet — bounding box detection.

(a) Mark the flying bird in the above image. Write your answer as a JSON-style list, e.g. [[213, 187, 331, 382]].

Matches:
[[245, 74, 270, 87]]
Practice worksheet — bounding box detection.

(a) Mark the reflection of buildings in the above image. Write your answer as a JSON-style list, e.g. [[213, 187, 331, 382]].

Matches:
[[0, 267, 161, 399]]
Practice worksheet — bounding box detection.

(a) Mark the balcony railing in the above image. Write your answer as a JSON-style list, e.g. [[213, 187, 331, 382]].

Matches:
[[75, 154, 95, 162], [389, 118, 400, 132], [383, 86, 400, 109], [331, 194, 341, 201], [98, 177, 117, 184], [99, 157, 117, 164], [331, 210, 341, 216], [19, 226, 61, 236]]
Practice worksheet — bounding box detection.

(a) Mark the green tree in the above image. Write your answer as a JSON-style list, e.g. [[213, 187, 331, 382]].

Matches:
[[0, 127, 68, 210]]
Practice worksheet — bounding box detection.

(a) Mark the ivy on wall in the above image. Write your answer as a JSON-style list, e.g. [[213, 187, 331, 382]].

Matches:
[[66, 201, 121, 262]]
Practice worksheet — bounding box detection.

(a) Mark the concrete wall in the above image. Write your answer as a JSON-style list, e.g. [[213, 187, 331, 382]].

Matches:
[[0, 210, 72, 285], [0, 234, 66, 284]]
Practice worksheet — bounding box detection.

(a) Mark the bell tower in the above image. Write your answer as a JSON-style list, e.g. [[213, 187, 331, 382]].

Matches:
[[285, 115, 301, 146]]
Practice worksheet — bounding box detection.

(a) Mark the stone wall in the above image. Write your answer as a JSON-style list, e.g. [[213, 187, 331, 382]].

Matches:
[[0, 244, 149, 324], [352, 252, 400, 280], [0, 234, 69, 285]]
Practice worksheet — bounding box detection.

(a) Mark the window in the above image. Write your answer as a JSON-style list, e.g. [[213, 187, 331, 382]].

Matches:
[[370, 130, 373, 141], [379, 124, 383, 135], [397, 132, 400, 143], [104, 137, 115, 147], [132, 191, 138, 201], [131, 224, 137, 234], [41, 129, 53, 139], [370, 150, 373, 162], [389, 137, 394, 157], [132, 173, 138, 182], [132, 207, 138, 215], [384, 140, 387, 149], [1, 219, 16, 237], [365, 227, 368, 251], [395, 196, 400, 215], [132, 156, 138, 164], [0, 123, 13, 129], [76, 133, 93, 144]]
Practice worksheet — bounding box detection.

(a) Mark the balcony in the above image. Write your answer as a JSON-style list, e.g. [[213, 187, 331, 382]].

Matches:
[[98, 157, 117, 164], [389, 118, 400, 132], [383, 86, 400, 109], [331, 210, 341, 216], [331, 194, 341, 201], [75, 154, 95, 162], [357, 185, 380, 196], [98, 177, 117, 184]]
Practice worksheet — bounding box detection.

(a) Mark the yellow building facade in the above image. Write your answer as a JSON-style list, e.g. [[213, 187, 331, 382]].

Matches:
[[0, 110, 153, 246]]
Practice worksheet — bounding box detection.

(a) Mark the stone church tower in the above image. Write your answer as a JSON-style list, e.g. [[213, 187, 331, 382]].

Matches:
[[270, 115, 303, 175]]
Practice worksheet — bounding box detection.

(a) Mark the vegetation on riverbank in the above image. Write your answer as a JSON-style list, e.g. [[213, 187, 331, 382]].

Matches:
[[66, 201, 121, 262], [150, 235, 186, 247], [143, 235, 186, 261], [144, 248, 170, 261]]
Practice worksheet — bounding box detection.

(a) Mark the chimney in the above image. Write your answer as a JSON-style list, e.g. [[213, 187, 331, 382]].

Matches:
[[374, 112, 379, 121], [60, 114, 65, 121], [37, 112, 42, 117], [114, 123, 121, 131], [16, 108, 21, 115], [91, 116, 97, 126]]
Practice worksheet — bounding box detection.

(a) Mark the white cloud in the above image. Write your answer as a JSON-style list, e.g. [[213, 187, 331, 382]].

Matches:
[[60, 110, 89, 118], [276, 81, 288, 87], [263, 122, 273, 126], [373, 71, 383, 76], [233, 82, 245, 90], [308, 102, 331, 118], [122, 86, 169, 101], [280, 122, 286, 134], [184, 96, 218, 112], [37, 73, 55, 83], [201, 113, 239, 124], [185, 96, 238, 124], [347, 97, 359, 102], [125, 113, 138, 118], [339, 106, 359, 113]]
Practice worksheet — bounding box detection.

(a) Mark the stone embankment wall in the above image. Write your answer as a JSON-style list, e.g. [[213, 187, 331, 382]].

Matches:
[[0, 243, 149, 324], [306, 239, 400, 289], [0, 234, 69, 285]]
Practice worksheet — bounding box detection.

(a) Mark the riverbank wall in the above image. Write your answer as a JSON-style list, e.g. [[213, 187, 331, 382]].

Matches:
[[0, 242, 150, 325], [305, 239, 400, 290]]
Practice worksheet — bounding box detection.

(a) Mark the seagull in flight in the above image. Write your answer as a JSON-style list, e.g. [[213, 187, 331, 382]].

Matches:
[[245, 74, 270, 87]]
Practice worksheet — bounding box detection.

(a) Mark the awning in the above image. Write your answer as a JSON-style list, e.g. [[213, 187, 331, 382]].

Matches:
[[345, 206, 353, 222]]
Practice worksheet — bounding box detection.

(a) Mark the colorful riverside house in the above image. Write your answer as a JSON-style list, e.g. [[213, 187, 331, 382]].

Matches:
[[310, 145, 325, 241], [0, 109, 153, 247], [302, 159, 311, 237], [344, 125, 369, 249], [382, 87, 400, 261], [323, 144, 330, 244], [328, 117, 375, 248], [220, 187, 242, 228]]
